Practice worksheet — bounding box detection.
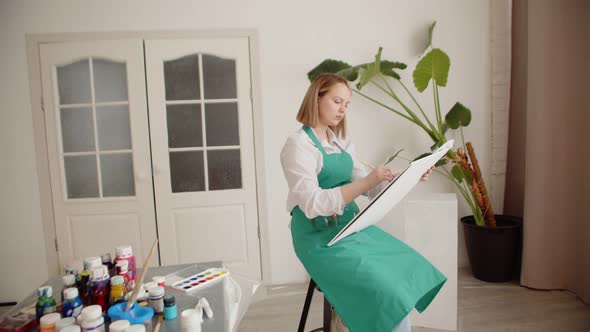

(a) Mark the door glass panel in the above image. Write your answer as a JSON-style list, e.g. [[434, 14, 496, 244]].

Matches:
[[93, 59, 128, 103], [167, 104, 202, 148], [64, 155, 99, 198], [96, 105, 132, 150], [202, 54, 237, 99], [101, 153, 135, 197], [208, 149, 242, 190], [57, 59, 91, 104], [205, 103, 240, 146], [164, 55, 200, 101], [61, 107, 95, 153], [169, 151, 205, 192]]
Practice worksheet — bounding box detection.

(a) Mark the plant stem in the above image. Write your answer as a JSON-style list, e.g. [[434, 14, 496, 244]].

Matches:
[[352, 89, 414, 122], [379, 75, 440, 138], [399, 80, 438, 134], [433, 82, 443, 134], [367, 80, 437, 140], [440, 167, 485, 225], [460, 127, 467, 153]]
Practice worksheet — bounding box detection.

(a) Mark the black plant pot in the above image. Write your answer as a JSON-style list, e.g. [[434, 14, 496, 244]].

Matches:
[[461, 214, 523, 282]]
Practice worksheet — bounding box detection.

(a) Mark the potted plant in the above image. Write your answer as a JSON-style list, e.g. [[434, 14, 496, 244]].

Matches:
[[307, 23, 522, 282]]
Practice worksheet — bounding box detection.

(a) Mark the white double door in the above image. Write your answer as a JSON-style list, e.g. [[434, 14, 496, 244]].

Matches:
[[40, 37, 261, 279]]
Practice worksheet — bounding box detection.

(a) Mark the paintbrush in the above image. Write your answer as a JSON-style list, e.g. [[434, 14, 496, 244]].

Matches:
[[153, 314, 164, 332], [125, 238, 159, 312]]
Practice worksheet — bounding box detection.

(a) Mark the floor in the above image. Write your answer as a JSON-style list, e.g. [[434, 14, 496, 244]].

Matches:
[[237, 268, 590, 332]]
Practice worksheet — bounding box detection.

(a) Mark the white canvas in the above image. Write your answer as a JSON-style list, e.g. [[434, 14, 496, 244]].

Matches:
[[327, 140, 455, 247]]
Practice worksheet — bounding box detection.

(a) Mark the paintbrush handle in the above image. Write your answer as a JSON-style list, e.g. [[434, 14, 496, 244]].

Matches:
[[153, 314, 164, 332], [359, 159, 376, 170], [125, 238, 159, 311]]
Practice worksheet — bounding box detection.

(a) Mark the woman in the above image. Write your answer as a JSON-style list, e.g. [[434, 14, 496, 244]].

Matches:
[[280, 73, 447, 332]]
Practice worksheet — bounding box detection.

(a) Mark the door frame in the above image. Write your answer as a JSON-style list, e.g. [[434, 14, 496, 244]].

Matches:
[[26, 29, 272, 283]]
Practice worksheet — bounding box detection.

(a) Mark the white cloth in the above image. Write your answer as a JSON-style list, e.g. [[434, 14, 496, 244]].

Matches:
[[280, 127, 386, 220]]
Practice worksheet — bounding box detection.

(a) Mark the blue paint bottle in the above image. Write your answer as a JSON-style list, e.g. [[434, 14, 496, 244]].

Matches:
[[62, 287, 83, 318], [163, 295, 177, 320]]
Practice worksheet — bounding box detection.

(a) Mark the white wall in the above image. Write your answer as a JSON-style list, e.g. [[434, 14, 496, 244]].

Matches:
[[0, 0, 492, 301]]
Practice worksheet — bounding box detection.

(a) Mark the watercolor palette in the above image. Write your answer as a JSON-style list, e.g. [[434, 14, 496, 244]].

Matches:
[[170, 267, 229, 293]]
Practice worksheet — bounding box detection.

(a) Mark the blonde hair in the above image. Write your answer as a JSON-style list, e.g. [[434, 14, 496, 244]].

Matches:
[[296, 73, 351, 138]]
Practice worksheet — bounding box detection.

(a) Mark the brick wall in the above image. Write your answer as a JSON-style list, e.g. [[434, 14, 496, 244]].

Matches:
[[490, 0, 512, 214]]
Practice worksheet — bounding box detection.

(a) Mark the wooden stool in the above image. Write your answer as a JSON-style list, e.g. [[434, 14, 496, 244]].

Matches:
[[298, 279, 332, 332]]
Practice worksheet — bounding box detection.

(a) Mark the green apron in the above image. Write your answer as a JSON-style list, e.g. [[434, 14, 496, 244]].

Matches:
[[291, 126, 447, 332]]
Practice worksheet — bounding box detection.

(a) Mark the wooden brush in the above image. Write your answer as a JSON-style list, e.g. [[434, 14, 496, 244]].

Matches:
[[125, 238, 159, 311]]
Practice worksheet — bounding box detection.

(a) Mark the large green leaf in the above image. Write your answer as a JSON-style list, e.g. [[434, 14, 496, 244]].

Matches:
[[445, 102, 471, 129], [380, 60, 407, 80], [356, 47, 383, 90], [307, 59, 354, 82], [413, 48, 450, 92]]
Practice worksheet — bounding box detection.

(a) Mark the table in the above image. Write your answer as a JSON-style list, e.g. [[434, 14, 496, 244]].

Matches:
[[1, 262, 260, 332]]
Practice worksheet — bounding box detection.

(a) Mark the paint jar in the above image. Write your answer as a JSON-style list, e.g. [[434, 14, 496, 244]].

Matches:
[[61, 325, 81, 332], [114, 245, 136, 281], [55, 317, 76, 330], [108, 319, 130, 332], [101, 253, 114, 277], [110, 276, 127, 306], [152, 276, 165, 287], [163, 295, 177, 320], [62, 287, 83, 318], [79, 305, 105, 332], [61, 274, 77, 303], [115, 260, 135, 294], [148, 286, 165, 314], [81, 257, 102, 305], [90, 266, 110, 313], [40, 312, 61, 332], [125, 324, 146, 332], [36, 286, 57, 320], [180, 309, 202, 332]]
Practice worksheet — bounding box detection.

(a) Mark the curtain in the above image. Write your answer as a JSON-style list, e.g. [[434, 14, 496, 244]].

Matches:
[[505, 0, 590, 303]]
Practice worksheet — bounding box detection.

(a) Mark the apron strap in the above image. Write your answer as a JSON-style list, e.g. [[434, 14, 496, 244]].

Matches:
[[302, 126, 328, 156]]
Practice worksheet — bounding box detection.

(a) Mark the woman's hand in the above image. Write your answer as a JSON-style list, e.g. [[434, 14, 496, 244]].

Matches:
[[420, 166, 435, 182], [368, 166, 396, 186]]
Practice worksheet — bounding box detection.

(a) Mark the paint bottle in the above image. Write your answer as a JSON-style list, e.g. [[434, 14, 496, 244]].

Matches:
[[61, 326, 82, 332], [163, 295, 177, 320], [36, 286, 57, 320], [39, 312, 61, 332], [152, 276, 165, 287], [61, 325, 81, 332], [89, 265, 110, 313], [101, 253, 114, 277], [61, 274, 77, 303], [62, 287, 83, 318], [180, 309, 202, 332], [114, 245, 136, 281], [148, 286, 165, 314], [79, 305, 105, 332], [109, 275, 127, 305], [108, 319, 130, 332], [81, 257, 102, 305], [115, 260, 133, 292], [125, 325, 146, 332], [55, 317, 76, 331], [64, 260, 82, 296]]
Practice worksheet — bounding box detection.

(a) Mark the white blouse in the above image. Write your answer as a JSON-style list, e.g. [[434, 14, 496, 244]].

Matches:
[[280, 127, 386, 219]]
